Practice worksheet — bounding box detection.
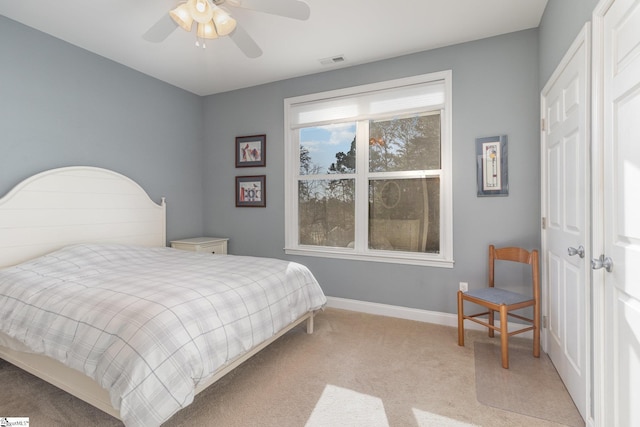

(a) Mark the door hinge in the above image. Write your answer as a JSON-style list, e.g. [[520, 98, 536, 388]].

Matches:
[[541, 118, 546, 131], [543, 315, 548, 329], [542, 217, 546, 229]]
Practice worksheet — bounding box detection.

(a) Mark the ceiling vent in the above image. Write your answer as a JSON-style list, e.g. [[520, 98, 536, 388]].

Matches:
[[320, 55, 346, 65]]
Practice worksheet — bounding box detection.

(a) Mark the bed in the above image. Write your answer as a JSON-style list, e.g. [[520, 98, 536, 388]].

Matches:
[[0, 166, 327, 427]]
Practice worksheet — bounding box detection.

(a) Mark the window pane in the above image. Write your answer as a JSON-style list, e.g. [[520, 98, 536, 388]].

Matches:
[[300, 123, 356, 175], [299, 179, 355, 247], [369, 114, 441, 172], [368, 178, 440, 253]]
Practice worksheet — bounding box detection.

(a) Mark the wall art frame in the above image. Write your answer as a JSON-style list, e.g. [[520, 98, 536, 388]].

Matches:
[[476, 135, 508, 197], [236, 175, 266, 207], [235, 134, 266, 167]]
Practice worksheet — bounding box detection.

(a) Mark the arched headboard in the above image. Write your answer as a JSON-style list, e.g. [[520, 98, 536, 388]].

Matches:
[[0, 167, 166, 268]]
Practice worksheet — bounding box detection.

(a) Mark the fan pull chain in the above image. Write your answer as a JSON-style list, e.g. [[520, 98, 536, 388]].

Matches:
[[195, 36, 207, 49]]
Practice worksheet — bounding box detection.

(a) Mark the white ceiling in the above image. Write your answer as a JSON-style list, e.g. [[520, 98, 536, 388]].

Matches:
[[1, 0, 548, 96]]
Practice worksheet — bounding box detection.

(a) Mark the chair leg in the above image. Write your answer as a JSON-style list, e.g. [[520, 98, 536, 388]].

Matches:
[[488, 309, 495, 338], [457, 291, 464, 346], [533, 301, 540, 358], [500, 305, 509, 369]]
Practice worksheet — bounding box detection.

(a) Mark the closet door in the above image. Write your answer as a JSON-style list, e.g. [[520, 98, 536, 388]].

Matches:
[[594, 0, 640, 425], [540, 24, 590, 421]]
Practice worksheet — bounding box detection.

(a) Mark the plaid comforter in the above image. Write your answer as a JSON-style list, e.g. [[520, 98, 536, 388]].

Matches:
[[0, 244, 326, 427]]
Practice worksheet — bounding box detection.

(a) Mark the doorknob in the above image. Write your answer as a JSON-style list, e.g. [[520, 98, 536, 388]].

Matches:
[[591, 254, 613, 272], [568, 245, 585, 258]]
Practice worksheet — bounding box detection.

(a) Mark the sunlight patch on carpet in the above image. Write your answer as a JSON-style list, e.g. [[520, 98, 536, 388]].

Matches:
[[413, 408, 480, 426], [304, 383, 480, 427], [305, 385, 389, 427]]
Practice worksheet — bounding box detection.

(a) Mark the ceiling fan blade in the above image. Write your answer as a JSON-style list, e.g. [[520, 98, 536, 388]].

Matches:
[[227, 0, 310, 20], [229, 24, 263, 58], [143, 14, 178, 43]]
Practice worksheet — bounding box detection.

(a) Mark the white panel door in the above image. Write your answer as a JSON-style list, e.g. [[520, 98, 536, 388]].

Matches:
[[541, 25, 590, 421], [595, 0, 640, 424]]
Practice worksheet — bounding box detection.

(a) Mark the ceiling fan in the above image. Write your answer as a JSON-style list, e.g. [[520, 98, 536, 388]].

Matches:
[[143, 0, 310, 58]]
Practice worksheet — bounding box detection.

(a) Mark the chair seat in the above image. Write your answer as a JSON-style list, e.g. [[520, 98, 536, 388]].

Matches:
[[464, 287, 532, 306]]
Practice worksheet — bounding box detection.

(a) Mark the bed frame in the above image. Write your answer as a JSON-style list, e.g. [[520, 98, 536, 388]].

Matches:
[[0, 166, 315, 420]]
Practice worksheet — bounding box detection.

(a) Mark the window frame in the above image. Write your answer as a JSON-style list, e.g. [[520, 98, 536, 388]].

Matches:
[[284, 71, 453, 267]]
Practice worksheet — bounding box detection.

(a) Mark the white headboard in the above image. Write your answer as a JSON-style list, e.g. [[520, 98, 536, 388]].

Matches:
[[0, 166, 166, 268]]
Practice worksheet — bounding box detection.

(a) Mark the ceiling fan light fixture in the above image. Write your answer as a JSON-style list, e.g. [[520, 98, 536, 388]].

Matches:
[[197, 21, 219, 39], [169, 3, 194, 31], [212, 8, 236, 36], [188, 0, 215, 24]]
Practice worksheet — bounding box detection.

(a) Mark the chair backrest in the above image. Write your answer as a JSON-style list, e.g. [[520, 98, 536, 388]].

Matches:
[[488, 245, 540, 300]]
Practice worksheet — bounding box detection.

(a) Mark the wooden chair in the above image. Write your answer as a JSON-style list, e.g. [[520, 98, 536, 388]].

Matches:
[[457, 245, 540, 368]]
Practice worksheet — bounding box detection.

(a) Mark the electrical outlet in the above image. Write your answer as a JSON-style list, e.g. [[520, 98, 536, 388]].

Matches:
[[459, 282, 468, 292]]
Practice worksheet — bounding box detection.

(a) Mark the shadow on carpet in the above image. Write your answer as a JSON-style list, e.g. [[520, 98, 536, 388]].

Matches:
[[474, 342, 584, 427]]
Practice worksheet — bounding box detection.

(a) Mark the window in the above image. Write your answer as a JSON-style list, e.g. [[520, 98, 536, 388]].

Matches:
[[284, 71, 453, 267]]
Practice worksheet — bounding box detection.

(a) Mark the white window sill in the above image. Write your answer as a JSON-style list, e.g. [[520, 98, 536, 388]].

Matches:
[[284, 247, 454, 268]]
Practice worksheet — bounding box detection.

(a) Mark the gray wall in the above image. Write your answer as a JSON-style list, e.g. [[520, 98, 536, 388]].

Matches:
[[2, 1, 593, 315], [203, 29, 541, 314], [0, 16, 205, 242], [538, 0, 600, 86]]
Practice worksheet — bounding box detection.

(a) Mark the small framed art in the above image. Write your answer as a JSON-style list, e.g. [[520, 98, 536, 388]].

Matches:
[[235, 134, 266, 167], [236, 175, 266, 207], [476, 135, 508, 197]]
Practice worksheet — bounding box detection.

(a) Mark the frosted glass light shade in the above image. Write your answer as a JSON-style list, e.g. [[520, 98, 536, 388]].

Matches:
[[212, 8, 236, 36], [188, 0, 214, 24], [169, 4, 194, 31], [197, 21, 219, 39]]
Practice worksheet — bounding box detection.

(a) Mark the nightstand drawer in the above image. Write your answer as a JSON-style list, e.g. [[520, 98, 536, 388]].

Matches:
[[170, 237, 229, 254]]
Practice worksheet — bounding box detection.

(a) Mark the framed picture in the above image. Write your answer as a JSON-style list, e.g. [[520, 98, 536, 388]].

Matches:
[[235, 134, 266, 167], [476, 135, 508, 197], [236, 175, 266, 207]]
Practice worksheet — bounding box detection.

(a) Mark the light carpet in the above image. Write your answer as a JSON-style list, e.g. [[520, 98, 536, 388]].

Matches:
[[0, 308, 582, 426]]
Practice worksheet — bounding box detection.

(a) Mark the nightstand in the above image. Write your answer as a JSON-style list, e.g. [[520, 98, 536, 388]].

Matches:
[[170, 237, 229, 255]]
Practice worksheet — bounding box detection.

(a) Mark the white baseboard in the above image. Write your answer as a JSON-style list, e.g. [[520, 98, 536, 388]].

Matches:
[[325, 296, 533, 339]]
